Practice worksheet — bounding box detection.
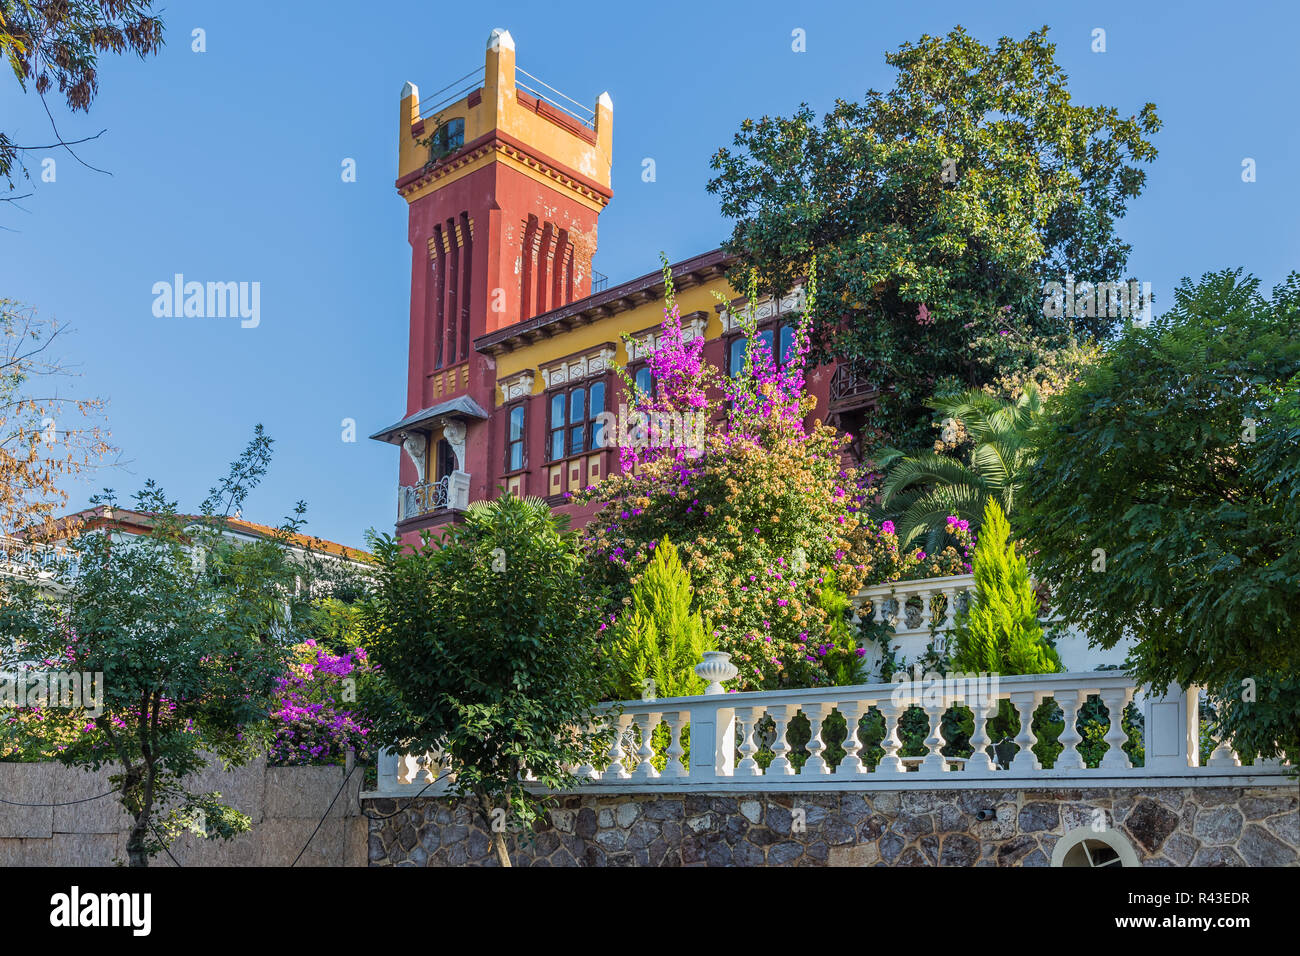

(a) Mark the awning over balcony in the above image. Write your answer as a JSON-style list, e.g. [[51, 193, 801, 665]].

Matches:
[[368, 396, 490, 445]]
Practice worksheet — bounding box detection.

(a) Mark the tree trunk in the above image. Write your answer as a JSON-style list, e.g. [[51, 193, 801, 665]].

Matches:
[[477, 790, 511, 867], [121, 762, 155, 867], [126, 816, 150, 867], [491, 827, 512, 867]]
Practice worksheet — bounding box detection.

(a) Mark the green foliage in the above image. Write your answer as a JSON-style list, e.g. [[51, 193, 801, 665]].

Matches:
[[606, 536, 714, 701], [0, 427, 309, 865], [1, 1, 166, 194], [950, 499, 1061, 677], [1018, 269, 1300, 765], [878, 385, 1046, 551], [707, 25, 1159, 448], [817, 577, 869, 686], [358, 495, 607, 866]]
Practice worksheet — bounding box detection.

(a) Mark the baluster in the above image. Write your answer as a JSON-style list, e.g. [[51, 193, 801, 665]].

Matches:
[[631, 711, 660, 780], [1206, 738, 1241, 767], [1055, 690, 1087, 770], [965, 692, 997, 775], [603, 713, 631, 780], [919, 588, 935, 632], [768, 704, 797, 775], [1008, 691, 1043, 773], [1098, 687, 1135, 771], [662, 712, 688, 779], [876, 699, 906, 774], [872, 598, 885, 627], [917, 697, 948, 776], [900, 590, 917, 633], [734, 707, 762, 776], [838, 701, 866, 774], [941, 587, 957, 631], [572, 721, 600, 780], [395, 751, 414, 786], [802, 703, 831, 775], [416, 752, 436, 785]]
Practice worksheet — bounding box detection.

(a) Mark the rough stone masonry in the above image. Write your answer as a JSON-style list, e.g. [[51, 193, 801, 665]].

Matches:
[[365, 785, 1299, 867]]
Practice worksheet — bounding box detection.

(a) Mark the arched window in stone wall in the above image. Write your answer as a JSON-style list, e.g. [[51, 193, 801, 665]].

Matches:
[[1051, 826, 1140, 867]]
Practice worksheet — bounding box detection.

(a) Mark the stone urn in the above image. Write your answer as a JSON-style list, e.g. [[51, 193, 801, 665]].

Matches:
[[695, 651, 738, 696]]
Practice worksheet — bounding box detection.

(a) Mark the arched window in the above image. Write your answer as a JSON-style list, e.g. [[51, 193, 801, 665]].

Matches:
[[1051, 827, 1140, 867], [430, 117, 465, 162]]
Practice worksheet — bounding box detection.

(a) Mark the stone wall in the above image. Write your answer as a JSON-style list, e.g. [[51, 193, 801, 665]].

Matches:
[[365, 785, 1299, 867], [0, 758, 366, 866]]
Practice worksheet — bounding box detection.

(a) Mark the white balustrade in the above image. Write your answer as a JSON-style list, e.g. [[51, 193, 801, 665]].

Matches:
[[371, 667, 1292, 795], [854, 572, 1130, 675]]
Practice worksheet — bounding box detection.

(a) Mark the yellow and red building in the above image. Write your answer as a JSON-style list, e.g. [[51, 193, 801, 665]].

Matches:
[[372, 29, 876, 539]]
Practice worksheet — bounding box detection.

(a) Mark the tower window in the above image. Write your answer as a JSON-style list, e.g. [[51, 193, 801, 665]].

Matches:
[[506, 404, 526, 473], [430, 117, 465, 163]]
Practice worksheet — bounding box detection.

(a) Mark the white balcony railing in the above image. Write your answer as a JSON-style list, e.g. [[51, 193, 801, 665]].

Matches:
[[372, 668, 1292, 796], [855, 573, 1121, 673]]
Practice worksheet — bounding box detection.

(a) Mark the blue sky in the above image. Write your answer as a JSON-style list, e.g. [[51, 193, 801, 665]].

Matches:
[[2, 0, 1296, 549]]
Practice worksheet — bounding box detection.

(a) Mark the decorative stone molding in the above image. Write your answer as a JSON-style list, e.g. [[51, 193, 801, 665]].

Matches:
[[626, 313, 709, 362], [719, 286, 805, 334], [539, 345, 616, 389], [498, 370, 536, 404]]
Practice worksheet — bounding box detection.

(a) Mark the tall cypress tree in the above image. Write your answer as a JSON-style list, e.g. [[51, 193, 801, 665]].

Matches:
[[608, 536, 714, 700], [950, 499, 1060, 762], [951, 498, 1061, 676]]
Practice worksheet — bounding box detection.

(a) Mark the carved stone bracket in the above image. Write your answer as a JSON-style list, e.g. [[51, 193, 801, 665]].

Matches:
[[401, 432, 428, 483]]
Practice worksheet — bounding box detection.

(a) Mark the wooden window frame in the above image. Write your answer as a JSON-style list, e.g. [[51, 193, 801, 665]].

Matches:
[[546, 373, 611, 464], [725, 319, 798, 377], [503, 400, 527, 476]]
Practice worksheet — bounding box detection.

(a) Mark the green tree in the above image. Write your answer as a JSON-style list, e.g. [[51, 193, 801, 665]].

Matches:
[[2, 1, 165, 197], [1018, 269, 1300, 765], [606, 536, 713, 701], [951, 498, 1060, 676], [0, 427, 309, 866], [359, 495, 607, 867], [950, 498, 1060, 763], [707, 26, 1159, 448], [878, 384, 1045, 550]]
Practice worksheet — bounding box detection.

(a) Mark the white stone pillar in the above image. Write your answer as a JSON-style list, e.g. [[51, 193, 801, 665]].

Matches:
[[1140, 682, 1196, 771]]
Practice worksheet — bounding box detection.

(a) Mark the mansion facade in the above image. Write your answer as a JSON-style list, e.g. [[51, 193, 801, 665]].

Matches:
[[372, 30, 873, 539]]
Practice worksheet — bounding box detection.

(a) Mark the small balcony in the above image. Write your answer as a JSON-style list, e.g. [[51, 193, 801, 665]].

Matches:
[[828, 360, 878, 413], [397, 477, 450, 522], [396, 471, 472, 524]]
